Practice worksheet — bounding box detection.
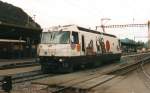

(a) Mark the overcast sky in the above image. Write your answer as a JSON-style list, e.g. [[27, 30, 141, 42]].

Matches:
[[1, 0, 150, 41]]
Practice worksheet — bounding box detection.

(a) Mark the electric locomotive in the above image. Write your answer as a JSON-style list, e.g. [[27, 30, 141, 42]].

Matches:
[[37, 25, 121, 73]]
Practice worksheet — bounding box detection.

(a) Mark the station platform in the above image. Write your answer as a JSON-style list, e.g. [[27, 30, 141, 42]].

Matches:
[[0, 58, 36, 67]]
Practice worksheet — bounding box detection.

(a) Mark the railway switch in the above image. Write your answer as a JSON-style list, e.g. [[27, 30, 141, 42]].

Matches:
[[2, 76, 12, 93]]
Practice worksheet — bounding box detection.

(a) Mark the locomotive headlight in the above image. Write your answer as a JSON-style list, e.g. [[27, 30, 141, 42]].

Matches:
[[59, 58, 64, 62], [59, 58, 63, 62]]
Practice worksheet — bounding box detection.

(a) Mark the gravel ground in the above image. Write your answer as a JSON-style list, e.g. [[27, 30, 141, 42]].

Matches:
[[91, 62, 150, 93], [0, 82, 49, 93]]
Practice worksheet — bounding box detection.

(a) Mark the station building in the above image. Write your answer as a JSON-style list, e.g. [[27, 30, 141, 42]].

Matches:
[[0, 22, 42, 59], [120, 38, 144, 53]]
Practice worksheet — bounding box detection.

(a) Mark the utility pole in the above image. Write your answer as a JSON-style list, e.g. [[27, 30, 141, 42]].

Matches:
[[148, 20, 150, 48], [26, 15, 30, 27], [101, 18, 111, 32], [33, 14, 36, 21], [133, 18, 135, 41]]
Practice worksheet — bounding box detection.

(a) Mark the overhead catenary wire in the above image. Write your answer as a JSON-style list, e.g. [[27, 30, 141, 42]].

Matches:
[[97, 24, 147, 28]]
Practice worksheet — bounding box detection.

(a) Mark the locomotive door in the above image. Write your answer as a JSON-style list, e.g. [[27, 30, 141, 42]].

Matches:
[[98, 35, 106, 53], [81, 35, 85, 54], [71, 31, 80, 56]]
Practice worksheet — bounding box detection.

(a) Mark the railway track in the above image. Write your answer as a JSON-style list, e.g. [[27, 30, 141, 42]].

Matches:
[[33, 54, 150, 93], [0, 70, 54, 86], [0, 67, 56, 92], [0, 61, 40, 70], [0, 52, 149, 92], [0, 58, 40, 70], [0, 52, 148, 71], [13, 71, 54, 84], [136, 57, 150, 90]]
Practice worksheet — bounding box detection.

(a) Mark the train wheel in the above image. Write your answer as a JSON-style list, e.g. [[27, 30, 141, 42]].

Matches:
[[94, 61, 102, 67], [41, 64, 49, 74], [67, 64, 74, 72], [60, 62, 74, 73], [81, 64, 86, 69]]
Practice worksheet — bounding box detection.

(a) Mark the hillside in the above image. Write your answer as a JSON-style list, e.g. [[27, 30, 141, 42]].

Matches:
[[0, 1, 41, 29]]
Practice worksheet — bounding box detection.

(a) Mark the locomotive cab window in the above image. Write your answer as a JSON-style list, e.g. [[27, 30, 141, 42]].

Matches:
[[41, 31, 70, 44], [71, 32, 79, 44]]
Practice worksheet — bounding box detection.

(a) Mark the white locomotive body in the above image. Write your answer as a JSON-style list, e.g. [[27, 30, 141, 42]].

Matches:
[[38, 25, 121, 72]]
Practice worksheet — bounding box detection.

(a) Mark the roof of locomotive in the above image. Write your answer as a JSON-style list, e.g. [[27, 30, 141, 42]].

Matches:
[[77, 26, 116, 38], [44, 25, 117, 38]]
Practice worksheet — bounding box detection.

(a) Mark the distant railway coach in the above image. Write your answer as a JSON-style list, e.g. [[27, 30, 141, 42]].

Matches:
[[37, 25, 122, 73]]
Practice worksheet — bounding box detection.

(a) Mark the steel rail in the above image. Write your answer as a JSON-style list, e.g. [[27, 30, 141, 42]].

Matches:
[[51, 55, 150, 93], [0, 61, 39, 70]]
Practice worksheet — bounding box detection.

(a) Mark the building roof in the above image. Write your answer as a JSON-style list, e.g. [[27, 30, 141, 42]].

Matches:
[[0, 22, 42, 44], [121, 38, 136, 46]]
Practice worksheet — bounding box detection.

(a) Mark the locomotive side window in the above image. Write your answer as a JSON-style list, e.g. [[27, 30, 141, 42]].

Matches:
[[71, 32, 79, 44]]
